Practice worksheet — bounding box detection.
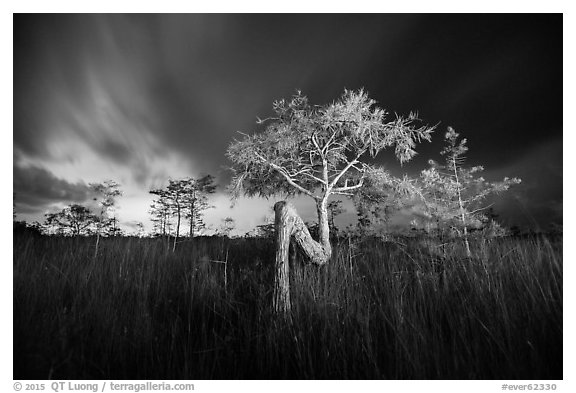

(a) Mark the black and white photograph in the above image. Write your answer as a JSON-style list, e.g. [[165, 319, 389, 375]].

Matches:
[[12, 10, 564, 382]]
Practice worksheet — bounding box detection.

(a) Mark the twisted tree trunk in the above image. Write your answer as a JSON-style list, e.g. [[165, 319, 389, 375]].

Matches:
[[273, 201, 332, 314], [273, 202, 292, 314], [316, 198, 332, 258]]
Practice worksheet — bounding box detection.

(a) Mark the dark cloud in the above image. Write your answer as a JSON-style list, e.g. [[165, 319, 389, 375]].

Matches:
[[13, 14, 562, 230], [13, 164, 91, 215], [484, 137, 563, 229]]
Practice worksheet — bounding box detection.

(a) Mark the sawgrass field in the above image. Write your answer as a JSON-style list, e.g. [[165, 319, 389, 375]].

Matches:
[[13, 230, 562, 379]]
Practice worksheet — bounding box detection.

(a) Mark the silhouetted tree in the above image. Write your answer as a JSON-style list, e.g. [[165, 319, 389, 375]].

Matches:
[[106, 216, 123, 237], [166, 180, 186, 251], [150, 186, 181, 250], [151, 175, 216, 250], [44, 204, 97, 236], [183, 175, 216, 238], [90, 180, 122, 256], [149, 189, 171, 237]]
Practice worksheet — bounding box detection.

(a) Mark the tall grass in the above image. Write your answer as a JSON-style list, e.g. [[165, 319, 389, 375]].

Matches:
[[13, 231, 562, 379]]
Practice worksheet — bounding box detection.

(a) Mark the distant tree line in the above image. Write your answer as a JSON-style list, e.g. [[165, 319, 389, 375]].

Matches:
[[14, 176, 219, 250], [40, 180, 123, 240]]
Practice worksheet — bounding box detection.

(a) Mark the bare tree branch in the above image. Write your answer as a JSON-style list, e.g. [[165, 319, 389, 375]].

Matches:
[[311, 133, 323, 158], [301, 172, 327, 184], [333, 177, 364, 193], [467, 203, 495, 216], [331, 190, 355, 196], [253, 151, 317, 198], [328, 151, 365, 190]]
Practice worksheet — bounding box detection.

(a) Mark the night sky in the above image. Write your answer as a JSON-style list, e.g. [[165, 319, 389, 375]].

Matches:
[[13, 14, 563, 234]]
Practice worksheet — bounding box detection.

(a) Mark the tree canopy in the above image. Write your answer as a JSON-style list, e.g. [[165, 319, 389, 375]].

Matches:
[[44, 204, 97, 236], [227, 89, 435, 201], [149, 175, 217, 243]]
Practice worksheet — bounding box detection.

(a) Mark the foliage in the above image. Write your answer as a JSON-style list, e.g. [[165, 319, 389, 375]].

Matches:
[[150, 176, 216, 239], [327, 200, 345, 232], [413, 127, 521, 237], [227, 89, 434, 267], [149, 189, 172, 237], [43, 204, 98, 236], [134, 222, 146, 238], [219, 217, 236, 237], [352, 167, 417, 236], [184, 175, 217, 237], [251, 223, 276, 238], [227, 89, 434, 201], [89, 180, 123, 243], [353, 128, 521, 241], [90, 180, 122, 215], [13, 220, 42, 236], [105, 217, 123, 237]]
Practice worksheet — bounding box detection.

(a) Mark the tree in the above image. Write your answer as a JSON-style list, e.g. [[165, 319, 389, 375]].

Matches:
[[43, 204, 97, 236], [90, 180, 122, 256], [351, 164, 420, 238], [106, 216, 123, 237], [219, 217, 236, 237], [413, 127, 521, 255], [183, 175, 216, 238], [43, 212, 62, 235], [228, 89, 434, 263], [135, 222, 146, 238], [149, 189, 172, 237], [150, 175, 216, 250], [150, 185, 183, 251], [227, 89, 434, 312], [167, 179, 186, 250], [151, 181, 186, 251], [354, 190, 398, 236], [478, 208, 511, 238]]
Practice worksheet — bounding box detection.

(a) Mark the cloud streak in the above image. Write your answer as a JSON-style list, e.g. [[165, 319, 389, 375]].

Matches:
[[13, 14, 562, 232], [13, 164, 91, 215]]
